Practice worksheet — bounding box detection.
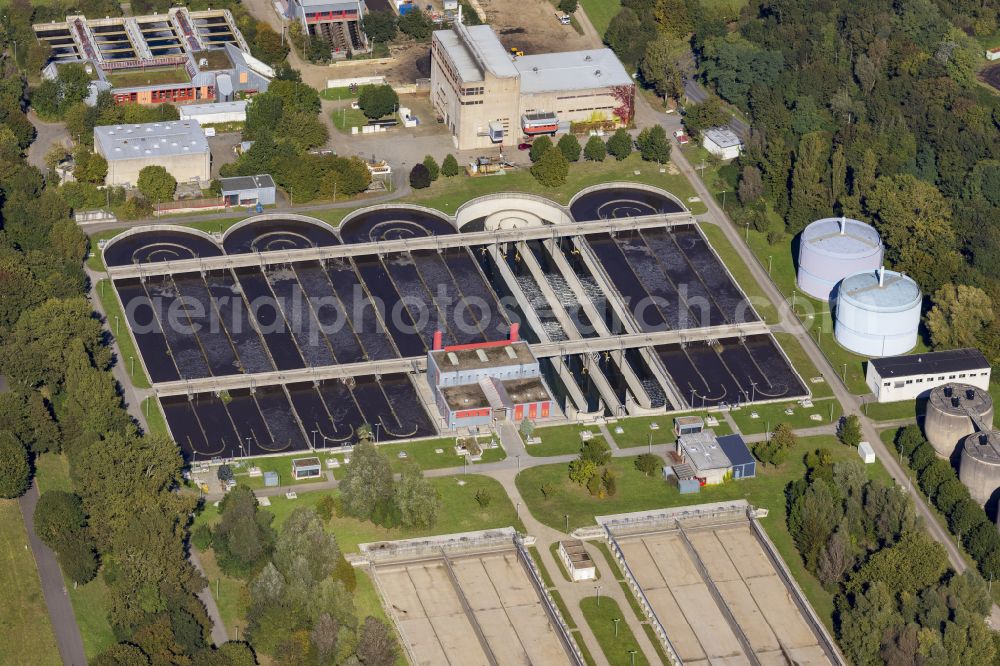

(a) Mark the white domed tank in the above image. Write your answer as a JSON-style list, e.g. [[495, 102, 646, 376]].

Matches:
[[834, 267, 921, 357], [797, 216, 883, 302], [959, 430, 1000, 506], [924, 384, 994, 459]]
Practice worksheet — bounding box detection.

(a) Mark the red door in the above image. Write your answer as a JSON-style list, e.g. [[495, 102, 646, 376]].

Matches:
[[541, 402, 550, 417], [515, 405, 524, 421], [529, 403, 537, 419]]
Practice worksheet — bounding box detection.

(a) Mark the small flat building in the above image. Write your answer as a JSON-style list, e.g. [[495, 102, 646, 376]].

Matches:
[[291, 457, 322, 480], [866, 348, 990, 403], [220, 174, 276, 206], [702, 126, 743, 160], [557, 540, 596, 581], [674, 415, 705, 437], [95, 121, 210, 187], [717, 434, 756, 480], [674, 430, 754, 484], [179, 100, 247, 124], [858, 441, 875, 464]]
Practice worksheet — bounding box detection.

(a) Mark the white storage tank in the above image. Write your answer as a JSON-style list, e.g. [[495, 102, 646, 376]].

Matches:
[[835, 267, 921, 357], [797, 216, 883, 302]]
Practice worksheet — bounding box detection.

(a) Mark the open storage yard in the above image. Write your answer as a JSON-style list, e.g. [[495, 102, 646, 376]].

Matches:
[[370, 539, 575, 665], [609, 513, 837, 665]]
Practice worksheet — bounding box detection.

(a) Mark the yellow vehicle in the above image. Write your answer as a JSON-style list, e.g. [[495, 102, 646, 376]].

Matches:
[[510, 47, 524, 57]]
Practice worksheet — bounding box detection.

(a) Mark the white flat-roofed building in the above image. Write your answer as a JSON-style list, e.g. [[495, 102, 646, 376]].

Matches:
[[430, 23, 633, 150], [702, 126, 743, 160], [866, 348, 991, 403], [179, 100, 247, 124], [95, 121, 210, 187]]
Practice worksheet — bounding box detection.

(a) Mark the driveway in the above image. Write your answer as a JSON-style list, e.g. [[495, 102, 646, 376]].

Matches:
[[27, 110, 71, 172]]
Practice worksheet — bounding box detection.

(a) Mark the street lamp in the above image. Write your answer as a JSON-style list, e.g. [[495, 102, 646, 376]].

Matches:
[[594, 585, 602, 606], [613, 617, 621, 638], [628, 649, 637, 666], [516, 454, 520, 470], [564, 514, 569, 532], [374, 422, 381, 442], [312, 429, 318, 449]]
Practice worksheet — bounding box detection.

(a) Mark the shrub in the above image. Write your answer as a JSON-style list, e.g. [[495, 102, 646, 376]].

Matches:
[[136, 165, 176, 202], [606, 128, 633, 161], [316, 494, 336, 521], [586, 472, 602, 497], [837, 414, 862, 447], [191, 524, 213, 551], [557, 134, 581, 162], [540, 482, 554, 499], [474, 488, 492, 508], [333, 552, 357, 592], [217, 464, 234, 483], [602, 467, 617, 497], [441, 153, 460, 177], [529, 135, 553, 163], [636, 125, 670, 163], [584, 135, 606, 161], [422, 155, 439, 181], [0, 433, 30, 498], [530, 147, 569, 187], [409, 163, 431, 189], [635, 453, 661, 477]]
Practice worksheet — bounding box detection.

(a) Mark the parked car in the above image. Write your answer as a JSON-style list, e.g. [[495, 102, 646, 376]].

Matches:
[[518, 142, 532, 150]]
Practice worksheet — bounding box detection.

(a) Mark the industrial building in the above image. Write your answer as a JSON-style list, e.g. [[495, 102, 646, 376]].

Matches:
[[556, 540, 596, 581], [797, 216, 883, 302], [924, 383, 994, 459], [35, 10, 271, 106], [668, 430, 755, 485], [834, 267, 921, 357], [179, 100, 248, 125], [285, 0, 368, 56], [867, 348, 991, 403], [220, 174, 276, 207], [95, 121, 210, 187], [426, 325, 555, 430], [701, 127, 743, 160], [430, 23, 633, 150]]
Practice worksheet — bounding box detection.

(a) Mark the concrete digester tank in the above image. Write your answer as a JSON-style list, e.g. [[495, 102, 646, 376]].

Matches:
[[834, 267, 921, 357], [797, 216, 883, 302], [924, 383, 994, 459], [960, 430, 1000, 506]]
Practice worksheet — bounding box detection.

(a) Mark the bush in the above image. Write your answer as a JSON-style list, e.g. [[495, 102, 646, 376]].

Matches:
[[136, 165, 176, 202], [409, 163, 431, 189], [586, 472, 602, 497], [191, 524, 213, 551], [357, 84, 399, 120], [0, 433, 30, 498], [581, 438, 612, 465], [558, 0, 578, 12], [441, 153, 460, 177], [635, 453, 661, 477], [530, 148, 569, 187], [557, 134, 581, 162], [333, 553, 357, 592], [529, 135, 553, 163], [422, 155, 439, 181], [602, 467, 617, 497], [119, 196, 153, 220], [217, 464, 234, 483], [636, 125, 670, 163], [474, 488, 492, 508], [583, 135, 606, 161], [398, 8, 433, 40], [316, 494, 336, 521], [837, 414, 862, 447], [606, 128, 633, 161]]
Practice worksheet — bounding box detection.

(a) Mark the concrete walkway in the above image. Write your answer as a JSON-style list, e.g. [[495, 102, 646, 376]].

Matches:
[[18, 480, 87, 666]]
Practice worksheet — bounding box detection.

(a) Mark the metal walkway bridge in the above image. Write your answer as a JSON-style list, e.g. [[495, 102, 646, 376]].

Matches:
[[104, 212, 694, 279], [152, 321, 770, 397]]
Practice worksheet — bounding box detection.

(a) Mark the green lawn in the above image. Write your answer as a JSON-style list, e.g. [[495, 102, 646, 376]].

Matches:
[[526, 425, 604, 457], [579, 596, 648, 666], [0, 500, 61, 666], [698, 223, 779, 325], [579, 0, 621, 35], [320, 86, 358, 101], [574, 629, 598, 666], [142, 397, 168, 438], [728, 398, 842, 436], [611, 413, 731, 449], [197, 548, 249, 639], [772, 332, 834, 399], [517, 435, 892, 630], [196, 474, 522, 553], [106, 65, 189, 87], [332, 106, 371, 132], [864, 397, 926, 423], [95, 280, 151, 389]]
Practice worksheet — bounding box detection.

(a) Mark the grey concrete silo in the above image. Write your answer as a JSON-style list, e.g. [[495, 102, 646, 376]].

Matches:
[[924, 383, 994, 459], [959, 430, 1000, 506]]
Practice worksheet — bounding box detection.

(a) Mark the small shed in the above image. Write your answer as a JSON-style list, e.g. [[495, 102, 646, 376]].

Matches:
[[557, 540, 596, 581], [987, 47, 1000, 61], [263, 471, 279, 487], [220, 174, 276, 207], [702, 126, 743, 160], [858, 441, 876, 464], [291, 457, 322, 480], [717, 434, 756, 480], [673, 415, 705, 437]]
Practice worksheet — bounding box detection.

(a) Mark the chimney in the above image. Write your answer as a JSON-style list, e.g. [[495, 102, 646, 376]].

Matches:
[[952, 396, 960, 408], [432, 330, 443, 350], [509, 322, 520, 342], [878, 265, 885, 287], [839, 216, 846, 235], [967, 388, 976, 400], [944, 386, 953, 398]]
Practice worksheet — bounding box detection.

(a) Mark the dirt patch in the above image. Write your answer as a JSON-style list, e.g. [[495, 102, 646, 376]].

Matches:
[[478, 0, 594, 55], [980, 63, 1000, 93]]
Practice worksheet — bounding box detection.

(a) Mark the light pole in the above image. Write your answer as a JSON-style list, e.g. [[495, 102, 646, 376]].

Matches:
[[130, 355, 134, 377], [516, 501, 520, 517], [767, 255, 773, 275], [628, 649, 637, 666], [647, 431, 652, 454], [374, 423, 381, 442], [594, 585, 602, 606], [842, 363, 848, 383], [516, 454, 520, 470], [613, 617, 620, 638], [114, 314, 120, 336], [565, 514, 569, 532], [312, 429, 318, 449]]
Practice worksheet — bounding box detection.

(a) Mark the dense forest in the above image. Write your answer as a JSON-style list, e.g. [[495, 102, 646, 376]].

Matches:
[[607, 0, 1000, 359]]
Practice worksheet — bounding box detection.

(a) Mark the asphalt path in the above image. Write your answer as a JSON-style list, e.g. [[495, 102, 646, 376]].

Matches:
[[18, 481, 87, 666]]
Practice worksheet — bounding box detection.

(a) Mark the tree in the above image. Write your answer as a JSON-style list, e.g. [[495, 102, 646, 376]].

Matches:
[[529, 135, 553, 163], [58, 537, 99, 585], [558, 0, 578, 13], [926, 283, 994, 349], [33, 490, 86, 550], [837, 415, 862, 447], [409, 163, 430, 189], [603, 8, 656, 66], [738, 166, 764, 204], [338, 442, 394, 521], [357, 84, 398, 120], [91, 643, 151, 665], [73, 147, 108, 184], [136, 166, 176, 203], [251, 25, 289, 66], [568, 458, 597, 485], [422, 155, 439, 181], [837, 581, 903, 666], [635, 453, 661, 477], [636, 124, 670, 163], [394, 461, 439, 528], [217, 465, 234, 484], [0, 432, 30, 498], [817, 530, 853, 586], [894, 425, 925, 460], [682, 97, 729, 139], [639, 33, 686, 99], [441, 153, 459, 177], [581, 438, 612, 465], [356, 617, 397, 666], [397, 8, 433, 40], [363, 11, 398, 44], [212, 485, 275, 578], [474, 488, 492, 508], [584, 135, 606, 162], [866, 174, 959, 291], [788, 480, 840, 569], [557, 134, 581, 162], [851, 531, 948, 595], [788, 131, 832, 232], [530, 147, 569, 187], [606, 128, 633, 161], [771, 423, 797, 450]]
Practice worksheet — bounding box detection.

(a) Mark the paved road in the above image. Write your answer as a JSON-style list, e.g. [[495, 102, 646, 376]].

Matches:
[[26, 109, 70, 171], [682, 79, 750, 139], [18, 481, 87, 666]]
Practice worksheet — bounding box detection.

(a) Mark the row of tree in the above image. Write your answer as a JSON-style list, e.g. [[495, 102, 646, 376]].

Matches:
[[339, 440, 441, 529], [785, 447, 999, 664]]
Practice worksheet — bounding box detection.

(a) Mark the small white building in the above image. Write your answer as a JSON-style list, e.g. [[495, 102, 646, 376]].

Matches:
[[858, 441, 875, 464], [702, 126, 743, 160], [866, 348, 991, 403], [987, 47, 1000, 61], [557, 540, 596, 581], [179, 100, 248, 125]]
